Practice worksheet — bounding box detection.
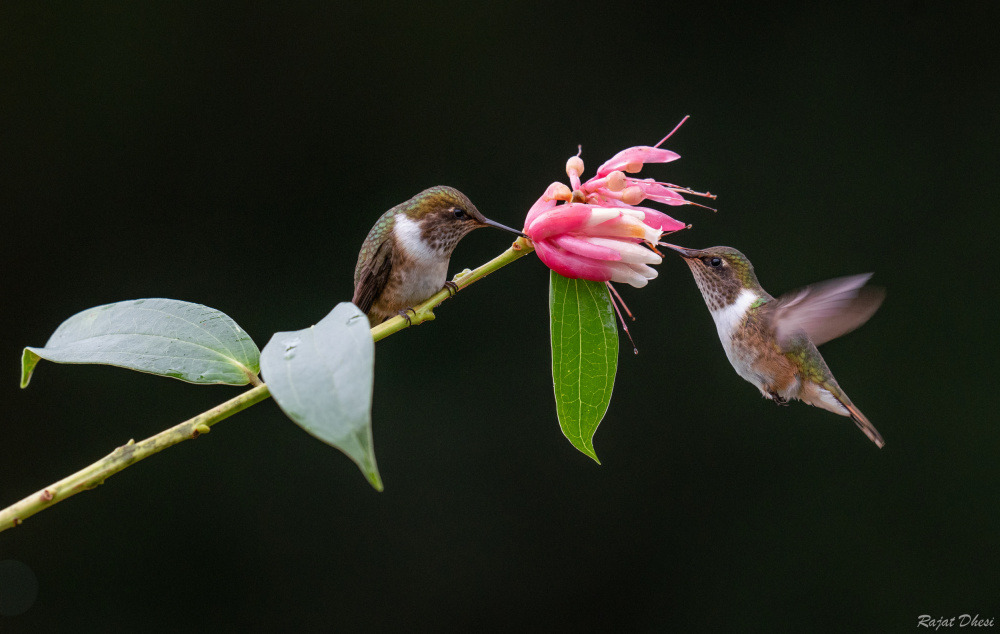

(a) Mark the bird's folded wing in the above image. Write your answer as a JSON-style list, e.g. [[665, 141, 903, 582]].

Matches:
[[352, 239, 394, 316]]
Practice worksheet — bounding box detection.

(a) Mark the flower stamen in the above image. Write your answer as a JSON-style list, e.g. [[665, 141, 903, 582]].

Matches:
[[606, 282, 639, 355], [653, 115, 690, 148]]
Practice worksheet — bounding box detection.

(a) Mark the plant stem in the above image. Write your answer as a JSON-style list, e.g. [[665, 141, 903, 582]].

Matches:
[[0, 385, 272, 532], [0, 239, 534, 533]]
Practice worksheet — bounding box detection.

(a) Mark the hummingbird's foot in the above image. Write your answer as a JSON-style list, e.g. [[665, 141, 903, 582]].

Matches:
[[768, 391, 789, 406], [396, 308, 417, 326], [443, 280, 459, 297]]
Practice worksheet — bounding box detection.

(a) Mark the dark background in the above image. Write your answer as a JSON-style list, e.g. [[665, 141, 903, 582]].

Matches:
[[2, 2, 997, 631]]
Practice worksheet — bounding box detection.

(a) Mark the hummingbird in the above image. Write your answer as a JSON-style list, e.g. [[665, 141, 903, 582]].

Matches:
[[661, 244, 886, 447], [352, 185, 525, 323]]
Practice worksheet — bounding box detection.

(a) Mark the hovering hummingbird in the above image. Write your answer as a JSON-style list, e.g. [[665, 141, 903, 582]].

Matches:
[[661, 244, 886, 447], [353, 186, 525, 323]]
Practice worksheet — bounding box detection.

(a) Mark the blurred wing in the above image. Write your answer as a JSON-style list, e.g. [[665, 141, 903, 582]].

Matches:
[[351, 239, 394, 317], [772, 273, 885, 349]]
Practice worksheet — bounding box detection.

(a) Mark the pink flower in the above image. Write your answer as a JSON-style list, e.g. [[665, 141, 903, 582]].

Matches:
[[523, 117, 714, 288]]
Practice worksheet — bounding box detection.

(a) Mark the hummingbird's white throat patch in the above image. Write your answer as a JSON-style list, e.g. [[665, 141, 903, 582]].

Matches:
[[388, 213, 450, 306], [709, 288, 759, 358], [394, 214, 441, 261], [709, 288, 757, 331]]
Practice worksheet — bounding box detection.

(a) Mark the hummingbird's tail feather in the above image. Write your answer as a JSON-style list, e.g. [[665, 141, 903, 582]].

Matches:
[[841, 400, 885, 449], [803, 382, 885, 448]]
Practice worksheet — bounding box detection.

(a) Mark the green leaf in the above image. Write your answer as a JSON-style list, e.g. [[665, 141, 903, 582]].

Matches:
[[21, 299, 260, 388], [549, 272, 619, 463], [260, 303, 382, 491]]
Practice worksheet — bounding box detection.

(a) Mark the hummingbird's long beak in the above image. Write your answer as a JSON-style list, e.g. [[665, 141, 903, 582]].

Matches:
[[482, 217, 527, 238], [658, 242, 703, 258]]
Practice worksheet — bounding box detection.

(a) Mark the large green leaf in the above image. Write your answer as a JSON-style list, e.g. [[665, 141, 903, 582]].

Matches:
[[21, 299, 260, 388], [549, 272, 619, 463], [260, 303, 382, 491]]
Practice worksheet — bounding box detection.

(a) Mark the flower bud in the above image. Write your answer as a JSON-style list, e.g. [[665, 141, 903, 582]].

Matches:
[[606, 171, 626, 192], [622, 186, 645, 205], [547, 182, 573, 201], [565, 156, 585, 179]]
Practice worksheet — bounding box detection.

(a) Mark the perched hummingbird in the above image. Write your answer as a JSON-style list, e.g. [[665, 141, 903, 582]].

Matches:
[[352, 186, 524, 323], [661, 244, 886, 447]]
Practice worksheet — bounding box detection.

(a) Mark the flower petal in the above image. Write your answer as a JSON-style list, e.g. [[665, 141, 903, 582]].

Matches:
[[587, 213, 661, 243], [628, 262, 659, 279], [523, 182, 570, 229], [628, 178, 687, 205], [550, 235, 623, 262], [533, 239, 614, 282], [606, 262, 651, 288], [636, 207, 687, 232], [596, 146, 681, 177], [526, 203, 595, 239], [585, 237, 662, 265]]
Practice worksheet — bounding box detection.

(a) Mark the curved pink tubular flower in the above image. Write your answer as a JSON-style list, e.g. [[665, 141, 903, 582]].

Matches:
[[595, 146, 680, 177], [523, 116, 714, 288]]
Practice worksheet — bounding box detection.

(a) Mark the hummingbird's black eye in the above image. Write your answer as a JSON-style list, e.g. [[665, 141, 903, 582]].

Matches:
[[709, 257, 722, 267], [452, 207, 467, 219]]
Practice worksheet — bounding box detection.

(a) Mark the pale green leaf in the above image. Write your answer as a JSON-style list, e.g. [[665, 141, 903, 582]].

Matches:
[[21, 299, 260, 388], [549, 272, 619, 463], [260, 303, 382, 491]]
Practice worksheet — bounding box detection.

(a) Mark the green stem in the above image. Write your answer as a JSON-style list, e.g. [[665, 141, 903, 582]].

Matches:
[[0, 239, 534, 533], [0, 385, 271, 532]]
